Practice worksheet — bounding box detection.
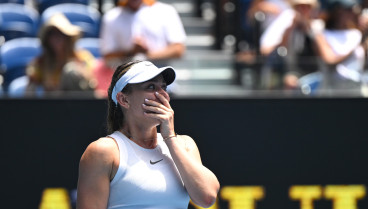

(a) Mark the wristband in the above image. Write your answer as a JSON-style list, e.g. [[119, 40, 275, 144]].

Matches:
[[164, 134, 177, 142]]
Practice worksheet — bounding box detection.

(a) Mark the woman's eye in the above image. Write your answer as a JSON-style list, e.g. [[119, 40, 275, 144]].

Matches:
[[146, 84, 167, 91], [147, 84, 155, 90]]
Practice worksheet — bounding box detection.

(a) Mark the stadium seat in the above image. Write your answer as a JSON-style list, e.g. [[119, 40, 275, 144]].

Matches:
[[7, 75, 44, 97], [36, 0, 89, 13], [0, 0, 24, 3], [41, 3, 100, 37], [0, 3, 40, 41], [7, 75, 29, 97], [0, 37, 42, 89], [76, 37, 101, 58]]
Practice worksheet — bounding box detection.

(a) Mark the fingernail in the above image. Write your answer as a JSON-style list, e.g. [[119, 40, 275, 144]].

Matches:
[[155, 92, 159, 95], [145, 99, 149, 102]]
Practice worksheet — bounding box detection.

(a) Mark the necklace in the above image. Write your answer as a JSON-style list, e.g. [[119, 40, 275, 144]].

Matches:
[[120, 128, 158, 149], [120, 129, 157, 142]]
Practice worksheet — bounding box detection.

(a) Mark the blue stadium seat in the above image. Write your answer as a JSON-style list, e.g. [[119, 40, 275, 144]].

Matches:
[[0, 3, 40, 41], [41, 3, 100, 37], [7, 75, 29, 97], [7, 75, 44, 97], [0, 0, 24, 4], [37, 0, 89, 13], [76, 37, 101, 58], [0, 37, 42, 89]]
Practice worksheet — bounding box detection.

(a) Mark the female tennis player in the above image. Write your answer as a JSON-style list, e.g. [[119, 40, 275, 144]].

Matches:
[[77, 60, 220, 209]]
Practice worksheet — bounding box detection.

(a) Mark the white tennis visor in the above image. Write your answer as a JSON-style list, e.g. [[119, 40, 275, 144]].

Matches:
[[112, 61, 176, 105]]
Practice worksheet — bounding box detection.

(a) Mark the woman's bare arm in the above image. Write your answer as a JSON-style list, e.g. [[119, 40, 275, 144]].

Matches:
[[165, 135, 220, 208], [77, 138, 118, 209]]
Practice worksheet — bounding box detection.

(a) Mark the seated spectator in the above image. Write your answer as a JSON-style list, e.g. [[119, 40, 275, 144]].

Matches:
[[313, 0, 364, 92], [259, 0, 322, 90], [93, 0, 186, 98], [26, 13, 96, 95]]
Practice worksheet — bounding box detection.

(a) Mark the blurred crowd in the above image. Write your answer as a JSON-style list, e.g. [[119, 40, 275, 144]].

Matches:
[[0, 0, 186, 98], [2, 0, 368, 97], [236, 0, 368, 95]]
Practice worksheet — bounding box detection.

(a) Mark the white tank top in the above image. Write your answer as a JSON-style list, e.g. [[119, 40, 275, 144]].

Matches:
[[107, 131, 190, 209]]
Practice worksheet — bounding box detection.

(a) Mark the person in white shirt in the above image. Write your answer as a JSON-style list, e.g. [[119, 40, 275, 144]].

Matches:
[[259, 0, 322, 89], [92, 0, 186, 98], [313, 0, 364, 92], [100, 0, 186, 63], [247, 0, 291, 32]]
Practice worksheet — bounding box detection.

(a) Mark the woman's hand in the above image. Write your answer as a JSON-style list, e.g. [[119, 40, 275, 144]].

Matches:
[[144, 93, 220, 208], [142, 92, 175, 138]]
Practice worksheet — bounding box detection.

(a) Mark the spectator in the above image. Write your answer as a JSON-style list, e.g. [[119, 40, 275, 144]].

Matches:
[[234, 0, 290, 88], [247, 0, 291, 32], [313, 0, 364, 92], [259, 0, 322, 89], [93, 0, 187, 98], [26, 13, 96, 95]]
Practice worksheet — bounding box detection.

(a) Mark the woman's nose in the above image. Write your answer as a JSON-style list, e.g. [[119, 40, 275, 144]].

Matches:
[[157, 87, 170, 102]]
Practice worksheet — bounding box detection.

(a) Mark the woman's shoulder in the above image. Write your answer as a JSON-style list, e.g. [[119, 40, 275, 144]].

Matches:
[[81, 137, 119, 165], [87, 137, 118, 152], [176, 134, 198, 152], [177, 134, 194, 141], [176, 134, 202, 162], [79, 137, 120, 182]]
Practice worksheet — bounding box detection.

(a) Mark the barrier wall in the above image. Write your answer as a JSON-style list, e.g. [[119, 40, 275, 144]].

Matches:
[[0, 98, 367, 209]]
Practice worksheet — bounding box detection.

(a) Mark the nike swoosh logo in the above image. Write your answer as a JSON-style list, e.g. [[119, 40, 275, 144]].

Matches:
[[150, 159, 163, 165]]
